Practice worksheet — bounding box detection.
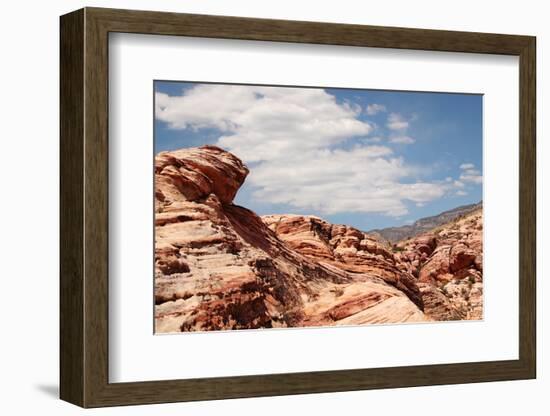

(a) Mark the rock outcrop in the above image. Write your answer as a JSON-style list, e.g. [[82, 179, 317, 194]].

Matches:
[[392, 209, 483, 320], [154, 146, 427, 333], [154, 146, 482, 332], [262, 215, 423, 310]]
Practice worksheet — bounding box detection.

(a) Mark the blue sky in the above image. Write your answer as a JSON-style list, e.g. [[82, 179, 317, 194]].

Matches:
[[155, 81, 482, 231]]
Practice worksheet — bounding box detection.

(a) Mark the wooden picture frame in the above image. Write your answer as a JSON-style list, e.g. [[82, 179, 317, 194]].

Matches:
[[60, 7, 536, 408]]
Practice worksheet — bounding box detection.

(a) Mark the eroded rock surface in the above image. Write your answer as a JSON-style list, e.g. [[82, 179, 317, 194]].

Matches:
[[154, 146, 428, 332], [393, 210, 483, 320], [154, 146, 482, 332], [262, 214, 423, 310]]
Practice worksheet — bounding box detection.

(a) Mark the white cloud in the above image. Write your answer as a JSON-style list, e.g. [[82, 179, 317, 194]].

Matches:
[[389, 136, 415, 144], [387, 113, 415, 144], [362, 136, 382, 143], [156, 85, 371, 162], [387, 113, 409, 130], [457, 163, 482, 185], [366, 103, 386, 115], [453, 180, 465, 188], [456, 190, 468, 196], [156, 85, 459, 217], [460, 168, 483, 184], [343, 100, 362, 115], [249, 146, 447, 217]]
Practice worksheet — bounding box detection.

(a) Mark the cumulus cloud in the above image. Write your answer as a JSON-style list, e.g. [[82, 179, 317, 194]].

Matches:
[[460, 163, 475, 170], [362, 136, 382, 143], [156, 84, 460, 217], [389, 136, 415, 144], [366, 103, 386, 115], [387, 113, 409, 131], [456, 190, 468, 196], [386, 113, 416, 144], [459, 166, 483, 184], [248, 145, 448, 216], [157, 85, 371, 162]]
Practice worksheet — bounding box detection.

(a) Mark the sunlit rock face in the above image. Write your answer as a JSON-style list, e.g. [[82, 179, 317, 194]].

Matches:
[[393, 209, 483, 321], [154, 146, 482, 333]]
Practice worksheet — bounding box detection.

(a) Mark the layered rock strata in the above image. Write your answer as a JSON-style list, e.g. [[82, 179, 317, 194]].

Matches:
[[392, 210, 483, 320], [154, 146, 428, 332]]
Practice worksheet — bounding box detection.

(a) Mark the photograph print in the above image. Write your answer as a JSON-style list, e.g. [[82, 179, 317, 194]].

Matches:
[[154, 81, 483, 334]]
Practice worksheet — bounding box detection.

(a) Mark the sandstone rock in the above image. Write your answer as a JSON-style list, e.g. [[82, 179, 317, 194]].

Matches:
[[418, 246, 451, 283], [397, 208, 483, 320], [155, 147, 427, 332], [154, 146, 482, 330], [418, 283, 463, 321], [474, 254, 483, 271], [440, 280, 483, 320], [263, 214, 423, 310], [449, 244, 477, 272], [155, 145, 248, 205]]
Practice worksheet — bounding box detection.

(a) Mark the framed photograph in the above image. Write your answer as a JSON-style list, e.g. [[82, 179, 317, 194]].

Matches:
[[60, 7, 536, 408]]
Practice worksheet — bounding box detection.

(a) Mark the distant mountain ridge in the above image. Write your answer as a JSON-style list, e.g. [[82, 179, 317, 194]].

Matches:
[[368, 201, 482, 243]]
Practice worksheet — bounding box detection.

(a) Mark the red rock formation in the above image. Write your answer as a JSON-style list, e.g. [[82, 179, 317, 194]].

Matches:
[[394, 209, 483, 320], [154, 146, 482, 332], [155, 145, 248, 206], [154, 146, 427, 333], [262, 214, 423, 310]]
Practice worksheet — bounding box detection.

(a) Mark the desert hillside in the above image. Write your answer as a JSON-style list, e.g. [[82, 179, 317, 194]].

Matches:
[[154, 146, 483, 333], [369, 201, 482, 242]]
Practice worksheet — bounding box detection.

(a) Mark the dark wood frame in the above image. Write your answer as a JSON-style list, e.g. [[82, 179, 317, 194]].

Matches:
[[60, 7, 536, 408]]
